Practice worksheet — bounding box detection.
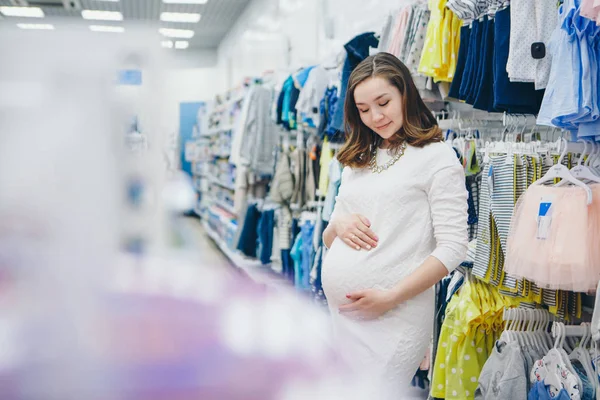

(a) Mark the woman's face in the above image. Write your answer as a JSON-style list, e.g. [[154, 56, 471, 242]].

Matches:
[[353, 76, 403, 142]]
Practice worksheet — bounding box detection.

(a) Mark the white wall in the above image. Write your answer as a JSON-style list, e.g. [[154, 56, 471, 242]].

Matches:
[[162, 68, 222, 134], [157, 49, 224, 143], [216, 0, 421, 89], [165, 49, 219, 70], [217, 0, 321, 87]]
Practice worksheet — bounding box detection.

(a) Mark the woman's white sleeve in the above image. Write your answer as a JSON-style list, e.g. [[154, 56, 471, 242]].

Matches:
[[426, 162, 469, 273]]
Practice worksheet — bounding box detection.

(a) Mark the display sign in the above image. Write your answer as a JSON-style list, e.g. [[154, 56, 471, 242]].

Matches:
[[118, 69, 143, 86]]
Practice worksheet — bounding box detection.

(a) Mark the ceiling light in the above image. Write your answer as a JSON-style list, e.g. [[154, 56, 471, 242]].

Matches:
[[89, 25, 124, 33], [17, 23, 54, 30], [159, 28, 194, 39], [81, 10, 123, 21], [162, 0, 208, 4], [160, 12, 201, 23], [175, 41, 189, 49], [0, 6, 44, 18], [161, 40, 174, 48]]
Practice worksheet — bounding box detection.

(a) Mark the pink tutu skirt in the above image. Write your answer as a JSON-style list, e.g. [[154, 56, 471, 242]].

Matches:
[[505, 184, 600, 292]]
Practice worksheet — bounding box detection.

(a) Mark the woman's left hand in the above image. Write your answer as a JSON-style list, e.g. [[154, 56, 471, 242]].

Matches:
[[338, 289, 398, 320]]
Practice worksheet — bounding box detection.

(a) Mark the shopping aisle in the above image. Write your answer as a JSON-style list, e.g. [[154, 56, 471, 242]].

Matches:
[[178, 216, 286, 288], [178, 216, 238, 277]]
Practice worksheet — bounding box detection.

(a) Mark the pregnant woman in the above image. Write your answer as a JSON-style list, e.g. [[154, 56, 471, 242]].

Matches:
[[321, 52, 468, 398]]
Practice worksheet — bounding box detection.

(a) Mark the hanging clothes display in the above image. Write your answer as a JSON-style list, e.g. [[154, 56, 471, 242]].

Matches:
[[296, 65, 333, 129], [475, 309, 598, 400], [257, 207, 276, 265], [236, 202, 261, 258], [403, 4, 431, 75], [475, 340, 530, 399], [505, 0, 557, 89], [329, 32, 379, 134], [446, 130, 482, 242], [387, 5, 415, 60], [318, 138, 334, 195], [276, 66, 315, 131], [581, 0, 600, 24], [418, 0, 462, 83], [505, 183, 600, 292], [238, 85, 278, 176], [537, 0, 600, 143], [470, 149, 585, 319], [447, 3, 546, 113], [317, 85, 341, 142], [378, 2, 436, 100], [431, 275, 520, 399], [322, 156, 343, 222]]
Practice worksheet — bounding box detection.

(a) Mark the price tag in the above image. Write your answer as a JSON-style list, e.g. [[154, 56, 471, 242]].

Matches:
[[537, 195, 555, 240], [488, 165, 494, 199]]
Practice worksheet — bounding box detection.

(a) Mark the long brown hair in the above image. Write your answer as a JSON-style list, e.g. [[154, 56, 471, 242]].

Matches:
[[337, 52, 442, 168]]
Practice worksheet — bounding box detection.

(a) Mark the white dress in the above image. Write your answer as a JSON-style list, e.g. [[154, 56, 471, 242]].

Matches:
[[322, 142, 469, 398]]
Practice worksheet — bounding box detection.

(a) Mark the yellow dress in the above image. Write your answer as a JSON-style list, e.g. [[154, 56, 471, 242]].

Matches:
[[318, 138, 333, 195], [418, 0, 462, 82], [431, 279, 519, 399], [418, 0, 444, 79]]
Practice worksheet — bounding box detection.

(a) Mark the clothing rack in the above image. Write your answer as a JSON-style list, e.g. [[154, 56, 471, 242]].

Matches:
[[439, 112, 591, 157], [437, 111, 551, 133], [503, 307, 559, 323], [290, 200, 324, 212], [502, 113, 538, 128], [502, 308, 594, 339], [551, 322, 590, 338]]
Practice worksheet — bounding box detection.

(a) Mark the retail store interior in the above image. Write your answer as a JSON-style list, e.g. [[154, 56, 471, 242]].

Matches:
[[1, 0, 600, 399]]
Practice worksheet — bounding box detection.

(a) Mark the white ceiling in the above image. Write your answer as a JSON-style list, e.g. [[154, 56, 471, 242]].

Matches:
[[0, 0, 252, 49]]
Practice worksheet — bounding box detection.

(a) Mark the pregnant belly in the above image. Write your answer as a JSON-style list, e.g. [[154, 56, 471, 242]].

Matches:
[[322, 238, 404, 308]]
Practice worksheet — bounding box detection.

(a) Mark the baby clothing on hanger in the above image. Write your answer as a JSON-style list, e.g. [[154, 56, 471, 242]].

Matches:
[[493, 6, 545, 114], [376, 12, 395, 53], [418, 0, 462, 82], [528, 380, 572, 400], [506, 0, 558, 89], [449, 4, 546, 113], [581, 0, 600, 23], [505, 183, 600, 292], [387, 5, 414, 59], [432, 278, 518, 399], [404, 4, 431, 75], [446, 0, 488, 22], [475, 341, 529, 399], [537, 0, 600, 130]]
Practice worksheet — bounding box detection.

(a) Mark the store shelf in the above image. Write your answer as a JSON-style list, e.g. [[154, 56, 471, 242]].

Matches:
[[213, 95, 245, 113], [204, 124, 235, 137], [209, 177, 235, 191], [208, 206, 237, 228], [202, 220, 260, 269], [215, 200, 236, 215], [202, 221, 291, 291]]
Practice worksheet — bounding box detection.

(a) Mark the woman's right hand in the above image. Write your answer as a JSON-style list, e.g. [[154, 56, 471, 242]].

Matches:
[[332, 214, 379, 250]]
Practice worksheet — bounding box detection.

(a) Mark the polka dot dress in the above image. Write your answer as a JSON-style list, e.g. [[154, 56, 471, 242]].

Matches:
[[431, 278, 512, 399]]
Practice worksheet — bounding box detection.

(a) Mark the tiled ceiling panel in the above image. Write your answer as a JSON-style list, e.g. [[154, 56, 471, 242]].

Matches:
[[0, 0, 252, 49]]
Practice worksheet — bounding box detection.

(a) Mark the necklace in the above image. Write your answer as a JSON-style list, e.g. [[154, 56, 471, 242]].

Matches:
[[368, 142, 407, 174]]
